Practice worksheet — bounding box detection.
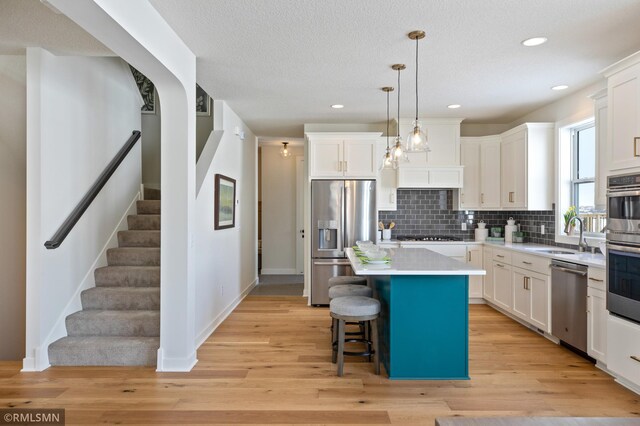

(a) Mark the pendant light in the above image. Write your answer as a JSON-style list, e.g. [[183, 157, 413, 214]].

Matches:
[[405, 30, 430, 152], [280, 141, 292, 158], [380, 86, 396, 170], [391, 64, 408, 163]]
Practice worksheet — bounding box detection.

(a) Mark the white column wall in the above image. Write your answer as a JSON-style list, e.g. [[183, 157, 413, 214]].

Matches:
[[49, 0, 198, 371]]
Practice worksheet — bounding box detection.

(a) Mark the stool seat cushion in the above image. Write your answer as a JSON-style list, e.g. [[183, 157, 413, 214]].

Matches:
[[328, 276, 367, 287], [330, 296, 380, 317], [328, 284, 372, 299]]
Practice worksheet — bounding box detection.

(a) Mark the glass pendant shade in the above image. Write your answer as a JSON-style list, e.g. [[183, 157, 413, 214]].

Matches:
[[406, 120, 430, 152], [392, 137, 408, 162], [280, 142, 292, 158]]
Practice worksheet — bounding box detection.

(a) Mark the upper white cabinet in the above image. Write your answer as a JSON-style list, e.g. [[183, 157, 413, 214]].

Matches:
[[603, 51, 640, 173], [458, 136, 501, 210], [377, 137, 397, 211], [500, 123, 554, 211], [591, 89, 608, 209], [397, 118, 463, 166], [307, 132, 380, 179], [395, 118, 464, 189]]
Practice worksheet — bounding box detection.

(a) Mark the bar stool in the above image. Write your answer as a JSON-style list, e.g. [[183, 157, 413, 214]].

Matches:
[[330, 296, 380, 377], [328, 276, 367, 287], [328, 284, 373, 345]]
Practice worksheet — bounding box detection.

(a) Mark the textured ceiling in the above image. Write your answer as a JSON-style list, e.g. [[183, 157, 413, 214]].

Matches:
[[150, 0, 640, 137], [0, 0, 111, 56]]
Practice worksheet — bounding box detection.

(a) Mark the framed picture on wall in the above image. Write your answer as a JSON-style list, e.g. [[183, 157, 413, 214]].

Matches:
[[129, 65, 156, 114], [196, 84, 211, 116], [214, 174, 236, 230]]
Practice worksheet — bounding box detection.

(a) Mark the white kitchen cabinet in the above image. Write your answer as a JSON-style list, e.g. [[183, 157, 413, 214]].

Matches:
[[396, 167, 464, 189], [306, 132, 380, 179], [467, 245, 483, 299], [591, 89, 609, 209], [457, 136, 501, 210], [587, 267, 607, 363], [482, 246, 494, 302], [398, 118, 463, 166], [607, 314, 640, 389], [500, 123, 554, 210], [602, 52, 640, 173], [493, 261, 513, 311], [512, 268, 531, 320], [528, 271, 551, 332], [376, 137, 397, 211]]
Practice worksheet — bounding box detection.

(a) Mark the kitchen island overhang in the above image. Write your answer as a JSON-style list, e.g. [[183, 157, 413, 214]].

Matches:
[[346, 247, 486, 380]]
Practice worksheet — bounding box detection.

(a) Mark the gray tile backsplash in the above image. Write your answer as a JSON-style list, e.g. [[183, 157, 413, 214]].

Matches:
[[379, 189, 575, 248]]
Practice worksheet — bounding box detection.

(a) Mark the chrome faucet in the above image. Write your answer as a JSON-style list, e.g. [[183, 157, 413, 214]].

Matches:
[[564, 216, 589, 252]]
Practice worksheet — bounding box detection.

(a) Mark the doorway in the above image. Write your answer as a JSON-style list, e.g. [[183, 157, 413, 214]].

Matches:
[[254, 139, 305, 296]]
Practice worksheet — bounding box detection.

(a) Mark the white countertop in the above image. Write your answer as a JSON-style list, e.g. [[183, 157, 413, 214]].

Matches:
[[484, 241, 606, 269], [346, 247, 487, 276], [376, 239, 606, 269]]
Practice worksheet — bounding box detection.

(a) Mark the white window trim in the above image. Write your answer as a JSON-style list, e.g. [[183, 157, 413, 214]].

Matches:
[[554, 110, 605, 247]]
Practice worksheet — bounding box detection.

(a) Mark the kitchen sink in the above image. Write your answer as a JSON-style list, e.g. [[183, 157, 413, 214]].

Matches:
[[532, 249, 575, 255]]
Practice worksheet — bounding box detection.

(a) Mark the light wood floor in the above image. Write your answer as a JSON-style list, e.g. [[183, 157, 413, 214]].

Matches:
[[1, 297, 639, 425]]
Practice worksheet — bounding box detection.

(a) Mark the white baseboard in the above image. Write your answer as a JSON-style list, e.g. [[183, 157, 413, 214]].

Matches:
[[261, 268, 298, 275], [22, 192, 140, 371], [156, 348, 198, 372], [469, 298, 486, 304], [194, 278, 259, 349]]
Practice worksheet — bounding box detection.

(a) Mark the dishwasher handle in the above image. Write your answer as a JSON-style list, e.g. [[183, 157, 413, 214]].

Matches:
[[550, 265, 587, 276]]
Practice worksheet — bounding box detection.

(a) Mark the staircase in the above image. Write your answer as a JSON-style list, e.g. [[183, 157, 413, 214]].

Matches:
[[48, 199, 161, 366]]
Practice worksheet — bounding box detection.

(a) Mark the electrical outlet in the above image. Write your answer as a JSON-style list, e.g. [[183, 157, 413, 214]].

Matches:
[[461, 222, 467, 231], [541, 224, 545, 235]]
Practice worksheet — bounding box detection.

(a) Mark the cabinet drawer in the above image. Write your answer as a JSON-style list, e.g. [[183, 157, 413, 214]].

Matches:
[[607, 315, 640, 387], [588, 267, 606, 291], [512, 252, 550, 275], [492, 248, 512, 264]]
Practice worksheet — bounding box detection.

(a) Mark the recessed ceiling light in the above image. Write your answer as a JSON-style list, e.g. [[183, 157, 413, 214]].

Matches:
[[447, 104, 461, 109], [521, 37, 548, 47], [331, 104, 344, 109], [551, 85, 569, 91]]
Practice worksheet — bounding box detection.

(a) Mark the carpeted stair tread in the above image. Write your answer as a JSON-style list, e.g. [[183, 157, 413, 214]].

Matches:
[[143, 187, 161, 200], [117, 230, 160, 247], [66, 310, 159, 337], [128, 214, 160, 230], [107, 247, 160, 266], [48, 336, 159, 366], [81, 287, 160, 310], [94, 266, 160, 287], [136, 200, 161, 215]]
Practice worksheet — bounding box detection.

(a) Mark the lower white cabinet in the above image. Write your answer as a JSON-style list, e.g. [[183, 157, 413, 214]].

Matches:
[[482, 246, 494, 302], [467, 245, 483, 299], [493, 261, 513, 311], [607, 314, 640, 389], [486, 249, 551, 333], [587, 267, 607, 363]]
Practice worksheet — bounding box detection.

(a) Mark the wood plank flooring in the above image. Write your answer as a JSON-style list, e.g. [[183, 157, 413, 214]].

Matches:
[[1, 297, 639, 424]]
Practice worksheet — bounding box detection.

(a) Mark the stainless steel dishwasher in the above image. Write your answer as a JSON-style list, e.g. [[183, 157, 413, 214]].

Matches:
[[551, 260, 588, 353]]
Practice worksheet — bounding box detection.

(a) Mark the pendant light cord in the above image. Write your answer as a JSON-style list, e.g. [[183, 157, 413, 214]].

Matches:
[[386, 90, 390, 149], [415, 37, 419, 122], [397, 68, 401, 138]]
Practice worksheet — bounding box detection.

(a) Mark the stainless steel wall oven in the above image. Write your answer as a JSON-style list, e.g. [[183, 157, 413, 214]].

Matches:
[[607, 172, 640, 324]]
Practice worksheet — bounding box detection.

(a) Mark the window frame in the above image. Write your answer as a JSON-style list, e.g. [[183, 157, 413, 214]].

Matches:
[[570, 122, 596, 211]]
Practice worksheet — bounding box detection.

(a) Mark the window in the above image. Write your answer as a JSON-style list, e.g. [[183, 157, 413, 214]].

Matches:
[[567, 122, 605, 234]]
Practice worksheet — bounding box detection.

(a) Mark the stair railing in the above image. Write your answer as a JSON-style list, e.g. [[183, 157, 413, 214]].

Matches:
[[44, 130, 142, 249]]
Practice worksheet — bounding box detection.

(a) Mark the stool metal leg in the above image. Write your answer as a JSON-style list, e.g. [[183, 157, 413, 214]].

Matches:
[[371, 318, 380, 375], [331, 317, 337, 364], [336, 319, 345, 377]]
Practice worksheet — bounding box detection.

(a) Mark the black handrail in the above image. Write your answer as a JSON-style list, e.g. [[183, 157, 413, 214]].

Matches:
[[44, 130, 142, 249]]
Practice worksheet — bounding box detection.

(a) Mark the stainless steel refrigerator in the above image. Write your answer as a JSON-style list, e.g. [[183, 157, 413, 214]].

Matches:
[[311, 180, 376, 305]]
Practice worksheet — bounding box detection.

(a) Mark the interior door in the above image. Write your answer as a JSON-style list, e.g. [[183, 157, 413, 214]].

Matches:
[[296, 157, 305, 274]]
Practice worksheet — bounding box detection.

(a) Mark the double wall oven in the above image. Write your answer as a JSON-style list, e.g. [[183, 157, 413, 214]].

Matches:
[[606, 172, 640, 324]]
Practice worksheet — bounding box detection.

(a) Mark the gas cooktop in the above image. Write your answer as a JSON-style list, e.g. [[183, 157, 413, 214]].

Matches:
[[396, 235, 462, 242]]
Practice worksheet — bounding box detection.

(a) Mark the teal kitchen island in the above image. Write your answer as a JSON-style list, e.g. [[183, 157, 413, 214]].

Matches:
[[346, 247, 485, 380]]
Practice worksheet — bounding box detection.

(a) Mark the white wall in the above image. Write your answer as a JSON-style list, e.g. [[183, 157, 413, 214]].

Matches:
[[0, 55, 26, 360], [195, 101, 257, 346], [141, 91, 214, 189], [261, 145, 303, 274], [24, 48, 142, 370]]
